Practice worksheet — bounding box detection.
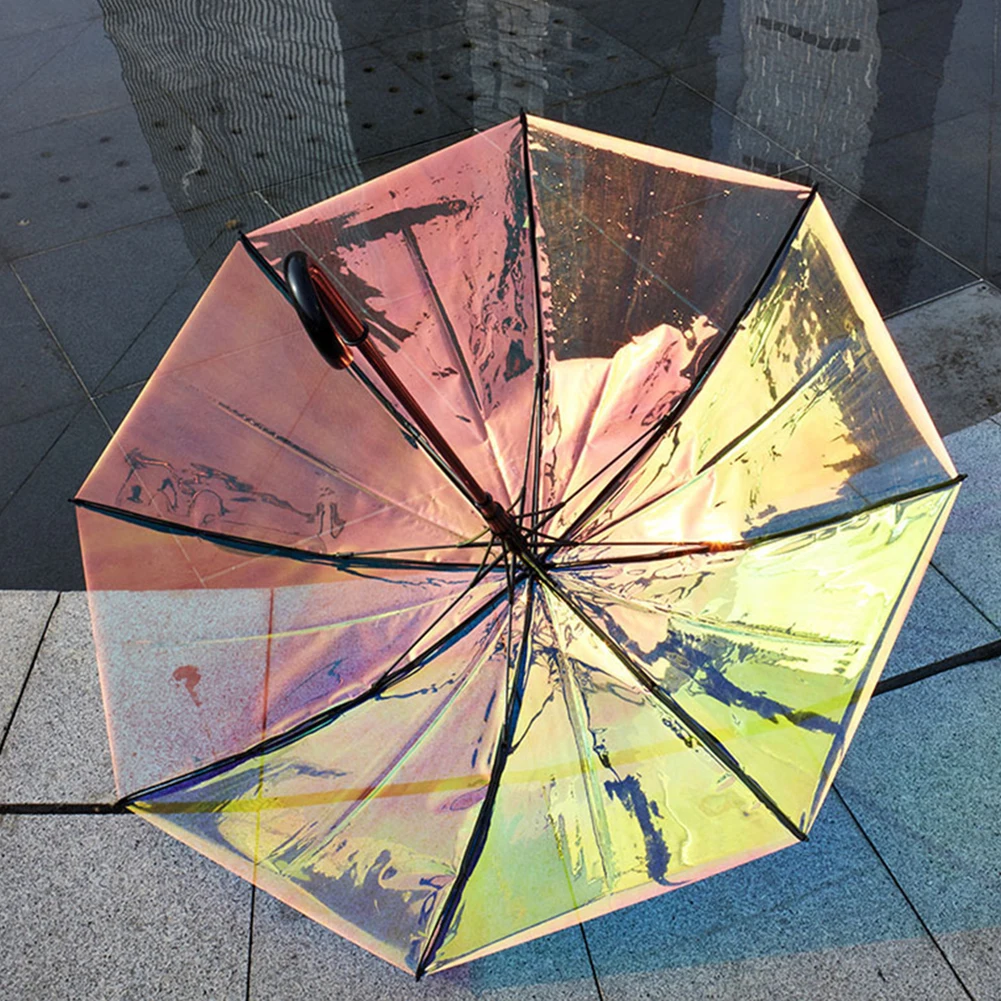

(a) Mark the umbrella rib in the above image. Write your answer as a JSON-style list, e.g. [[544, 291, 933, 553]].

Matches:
[[541, 186, 819, 556], [545, 474, 965, 569], [535, 572, 807, 844], [73, 498, 496, 573], [520, 110, 549, 541], [416, 580, 537, 978], [120, 557, 520, 809]]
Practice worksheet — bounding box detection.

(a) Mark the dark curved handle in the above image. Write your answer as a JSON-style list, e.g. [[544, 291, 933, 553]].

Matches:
[[283, 251, 353, 369]]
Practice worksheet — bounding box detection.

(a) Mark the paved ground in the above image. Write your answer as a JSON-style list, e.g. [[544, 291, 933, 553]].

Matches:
[[2, 0, 1001, 998], [3, 0, 1001, 589], [2, 402, 999, 1000]]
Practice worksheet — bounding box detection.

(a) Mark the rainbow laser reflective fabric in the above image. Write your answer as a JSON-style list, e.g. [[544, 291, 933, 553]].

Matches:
[[76, 116, 959, 977]]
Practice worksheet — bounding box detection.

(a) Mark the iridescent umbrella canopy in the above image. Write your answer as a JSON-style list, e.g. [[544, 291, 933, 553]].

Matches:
[[76, 115, 959, 976]]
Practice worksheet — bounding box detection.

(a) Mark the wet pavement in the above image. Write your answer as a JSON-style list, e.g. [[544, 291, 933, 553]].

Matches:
[[2, 1, 1001, 998], [2, 0, 1000, 589]]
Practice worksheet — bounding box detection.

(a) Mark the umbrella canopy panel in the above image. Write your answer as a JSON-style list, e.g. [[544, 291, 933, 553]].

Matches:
[[76, 116, 959, 976]]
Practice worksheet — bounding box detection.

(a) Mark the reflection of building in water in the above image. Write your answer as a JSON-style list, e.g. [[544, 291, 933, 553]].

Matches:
[[715, 0, 880, 188], [465, 0, 550, 126], [100, 0, 363, 273]]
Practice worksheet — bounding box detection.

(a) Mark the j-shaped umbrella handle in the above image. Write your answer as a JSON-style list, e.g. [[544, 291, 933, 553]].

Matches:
[[283, 251, 364, 369]]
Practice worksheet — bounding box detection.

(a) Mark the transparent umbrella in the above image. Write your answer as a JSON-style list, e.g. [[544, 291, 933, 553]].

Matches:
[[75, 115, 959, 976]]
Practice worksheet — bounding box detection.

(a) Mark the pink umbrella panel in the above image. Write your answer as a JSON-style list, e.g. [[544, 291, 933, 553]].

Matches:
[[75, 115, 959, 976]]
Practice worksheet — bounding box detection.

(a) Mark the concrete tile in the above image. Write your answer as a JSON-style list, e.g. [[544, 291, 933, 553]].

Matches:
[[380, 9, 664, 130], [0, 102, 175, 260], [585, 795, 938, 980], [779, 165, 976, 317], [594, 938, 972, 1001], [939, 926, 1001, 1001], [930, 416, 1001, 627], [882, 566, 999, 680], [886, 283, 1001, 435], [0, 405, 108, 590], [0, 401, 83, 507], [0, 591, 113, 802], [13, 215, 199, 391], [836, 655, 1001, 994], [0, 590, 57, 736], [258, 131, 471, 220], [0, 264, 83, 425], [0, 0, 99, 40], [163, 43, 466, 192], [577, 0, 737, 72], [544, 77, 669, 146], [249, 889, 601, 1000], [94, 383, 142, 432], [0, 19, 132, 136], [0, 813, 250, 999], [824, 111, 990, 277], [0, 21, 89, 106]]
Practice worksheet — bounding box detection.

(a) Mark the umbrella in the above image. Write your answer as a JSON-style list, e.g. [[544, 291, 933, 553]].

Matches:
[[75, 115, 960, 977]]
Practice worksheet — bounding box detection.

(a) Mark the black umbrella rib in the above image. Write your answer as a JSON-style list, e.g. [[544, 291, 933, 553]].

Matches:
[[72, 498, 492, 573], [119, 558, 520, 810], [416, 580, 537, 978], [537, 572, 807, 844], [546, 474, 965, 570], [520, 110, 549, 541], [542, 186, 818, 554]]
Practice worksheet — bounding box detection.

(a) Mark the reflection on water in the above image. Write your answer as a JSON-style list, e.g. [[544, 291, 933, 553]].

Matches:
[[714, 0, 881, 187], [100, 0, 363, 269]]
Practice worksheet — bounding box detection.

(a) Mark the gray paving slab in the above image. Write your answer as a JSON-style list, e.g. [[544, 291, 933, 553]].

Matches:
[[0, 399, 83, 505], [583, 794, 970, 999], [0, 812, 250, 1000], [593, 938, 972, 1001], [0, 0, 99, 41], [12, 214, 202, 392], [248, 889, 601, 1001], [0, 263, 83, 426], [836, 655, 1001, 998], [0, 590, 114, 802], [780, 165, 977, 318], [0, 18, 133, 137], [380, 9, 664, 131], [931, 414, 1001, 628], [887, 283, 1001, 436], [0, 590, 57, 737], [0, 402, 108, 590], [883, 565, 1000, 680]]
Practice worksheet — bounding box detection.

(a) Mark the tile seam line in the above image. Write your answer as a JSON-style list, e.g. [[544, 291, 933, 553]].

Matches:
[[243, 884, 256, 1001], [0, 13, 101, 46], [8, 264, 109, 434], [578, 923, 607, 1001], [882, 278, 982, 319], [0, 592, 60, 758], [831, 785, 978, 1001], [775, 163, 984, 280], [0, 400, 88, 521], [670, 73, 984, 279], [0, 18, 94, 112], [929, 560, 1001, 632]]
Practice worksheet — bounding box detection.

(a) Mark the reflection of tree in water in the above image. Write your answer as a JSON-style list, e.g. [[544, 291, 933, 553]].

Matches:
[[99, 0, 363, 275]]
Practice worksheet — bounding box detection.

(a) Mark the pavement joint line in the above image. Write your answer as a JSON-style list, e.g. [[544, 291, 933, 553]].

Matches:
[[929, 561, 1001, 633], [577, 922, 607, 1001], [244, 884, 257, 1001], [873, 638, 1001, 695], [9, 262, 100, 413], [775, 160, 985, 282], [0, 18, 93, 111], [0, 592, 59, 758], [0, 400, 88, 520], [883, 278, 983, 319], [831, 785, 979, 1001]]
